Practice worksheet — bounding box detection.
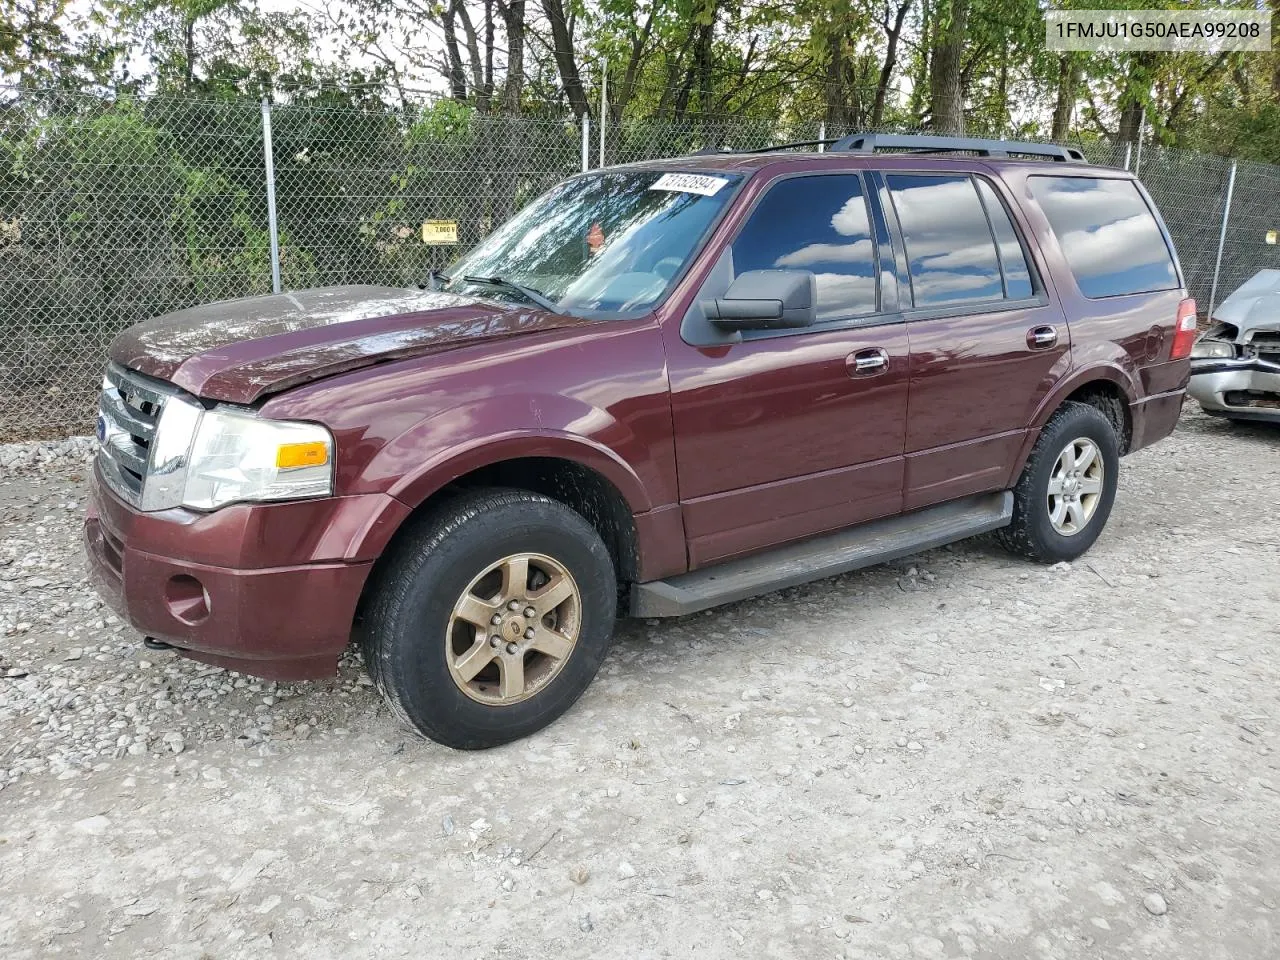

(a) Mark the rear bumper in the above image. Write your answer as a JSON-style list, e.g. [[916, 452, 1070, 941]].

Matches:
[[1128, 387, 1186, 453], [84, 466, 384, 680], [1188, 356, 1280, 421]]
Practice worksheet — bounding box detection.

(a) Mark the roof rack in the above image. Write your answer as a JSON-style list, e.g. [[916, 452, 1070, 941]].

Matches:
[[691, 139, 839, 156], [830, 133, 1087, 163]]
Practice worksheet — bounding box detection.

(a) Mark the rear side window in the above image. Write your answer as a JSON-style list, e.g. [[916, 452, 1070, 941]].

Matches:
[[732, 175, 878, 321], [975, 179, 1034, 300], [1028, 176, 1178, 298], [887, 174, 1004, 307]]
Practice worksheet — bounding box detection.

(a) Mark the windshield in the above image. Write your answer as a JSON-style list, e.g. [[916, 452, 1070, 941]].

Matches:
[[444, 170, 741, 318]]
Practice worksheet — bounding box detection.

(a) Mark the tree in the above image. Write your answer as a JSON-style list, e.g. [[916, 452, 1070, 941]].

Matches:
[[927, 0, 965, 134], [1050, 55, 1081, 141], [1, 0, 119, 88], [872, 0, 911, 127]]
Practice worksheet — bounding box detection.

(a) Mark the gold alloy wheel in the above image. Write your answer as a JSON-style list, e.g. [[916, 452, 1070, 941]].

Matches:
[[1046, 437, 1105, 536], [445, 552, 582, 705]]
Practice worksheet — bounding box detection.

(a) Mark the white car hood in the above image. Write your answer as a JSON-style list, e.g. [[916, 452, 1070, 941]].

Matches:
[[1213, 269, 1280, 336]]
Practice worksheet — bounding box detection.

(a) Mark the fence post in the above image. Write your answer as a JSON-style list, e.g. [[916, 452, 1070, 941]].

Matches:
[[1207, 161, 1238, 322], [581, 115, 591, 172], [1122, 143, 1132, 171], [818, 121, 826, 152], [1134, 108, 1145, 176], [599, 59, 608, 168], [260, 99, 282, 295]]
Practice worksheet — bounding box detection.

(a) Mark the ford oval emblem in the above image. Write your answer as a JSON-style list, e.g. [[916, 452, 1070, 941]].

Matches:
[[96, 415, 106, 443]]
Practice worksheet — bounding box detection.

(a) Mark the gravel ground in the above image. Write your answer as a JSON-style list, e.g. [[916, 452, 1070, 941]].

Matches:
[[1, 408, 1278, 959]]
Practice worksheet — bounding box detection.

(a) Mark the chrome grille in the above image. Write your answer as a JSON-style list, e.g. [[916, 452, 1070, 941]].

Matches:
[[96, 364, 177, 507]]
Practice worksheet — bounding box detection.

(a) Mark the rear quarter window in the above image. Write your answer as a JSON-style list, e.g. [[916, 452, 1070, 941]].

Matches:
[[1028, 176, 1178, 299]]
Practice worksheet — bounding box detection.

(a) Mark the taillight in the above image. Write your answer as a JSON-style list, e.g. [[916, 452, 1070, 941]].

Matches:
[[1170, 298, 1198, 360]]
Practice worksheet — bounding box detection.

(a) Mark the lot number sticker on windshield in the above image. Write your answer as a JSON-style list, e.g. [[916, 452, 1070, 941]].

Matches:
[[649, 173, 730, 196]]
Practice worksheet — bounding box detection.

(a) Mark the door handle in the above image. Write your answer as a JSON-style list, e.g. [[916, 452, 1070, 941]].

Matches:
[[847, 348, 889, 377], [1027, 325, 1058, 349]]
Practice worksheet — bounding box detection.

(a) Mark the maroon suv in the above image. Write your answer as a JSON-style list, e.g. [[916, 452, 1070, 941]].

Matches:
[[85, 135, 1195, 748]]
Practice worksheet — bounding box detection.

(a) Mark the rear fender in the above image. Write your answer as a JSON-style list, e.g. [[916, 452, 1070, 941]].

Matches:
[[1005, 360, 1140, 484]]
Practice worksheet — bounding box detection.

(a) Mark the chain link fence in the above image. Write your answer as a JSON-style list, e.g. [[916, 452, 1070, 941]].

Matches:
[[4, 85, 1280, 439]]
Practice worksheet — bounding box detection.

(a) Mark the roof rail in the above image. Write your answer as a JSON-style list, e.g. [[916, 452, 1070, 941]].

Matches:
[[691, 139, 841, 156], [830, 133, 1087, 163]]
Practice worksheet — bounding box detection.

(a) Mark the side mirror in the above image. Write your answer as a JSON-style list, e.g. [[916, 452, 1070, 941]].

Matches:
[[701, 269, 817, 330]]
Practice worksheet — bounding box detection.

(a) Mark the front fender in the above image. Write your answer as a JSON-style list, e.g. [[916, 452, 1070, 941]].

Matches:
[[336, 392, 654, 560], [389, 429, 652, 512]]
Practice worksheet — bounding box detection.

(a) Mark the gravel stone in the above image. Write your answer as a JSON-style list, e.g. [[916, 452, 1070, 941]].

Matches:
[[0, 411, 1276, 958]]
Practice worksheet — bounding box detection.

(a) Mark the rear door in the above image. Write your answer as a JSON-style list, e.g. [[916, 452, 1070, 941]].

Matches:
[[665, 172, 911, 567], [876, 170, 1071, 510], [1025, 174, 1188, 401]]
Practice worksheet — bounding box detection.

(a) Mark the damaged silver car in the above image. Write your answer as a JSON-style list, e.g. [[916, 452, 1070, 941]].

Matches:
[[1189, 269, 1280, 423]]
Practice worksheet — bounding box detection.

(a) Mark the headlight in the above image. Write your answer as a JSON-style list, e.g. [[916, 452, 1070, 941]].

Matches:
[[1190, 338, 1236, 360], [182, 406, 334, 510]]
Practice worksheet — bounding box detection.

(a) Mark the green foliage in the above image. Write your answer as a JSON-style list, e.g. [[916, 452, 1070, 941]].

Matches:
[[172, 165, 316, 297], [406, 98, 475, 144]]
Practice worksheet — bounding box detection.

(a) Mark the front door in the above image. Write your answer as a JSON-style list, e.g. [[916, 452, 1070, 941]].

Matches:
[[665, 172, 911, 568]]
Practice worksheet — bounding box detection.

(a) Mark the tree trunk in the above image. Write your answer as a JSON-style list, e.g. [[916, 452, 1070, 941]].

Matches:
[[500, 0, 525, 112], [615, 11, 656, 122], [656, 35, 692, 118], [482, 0, 495, 107], [693, 13, 716, 116], [183, 17, 196, 87], [909, 0, 932, 120], [441, 4, 468, 101], [1115, 54, 1156, 144], [872, 0, 911, 128], [1116, 97, 1143, 144], [1050, 55, 1080, 140], [927, 0, 967, 135], [542, 0, 590, 118], [453, 0, 485, 102], [675, 22, 714, 122], [1272, 0, 1280, 100], [824, 30, 845, 128], [994, 44, 1009, 132]]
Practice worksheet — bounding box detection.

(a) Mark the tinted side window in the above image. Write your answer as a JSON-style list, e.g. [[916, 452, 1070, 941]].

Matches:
[[1028, 176, 1178, 298], [887, 174, 1004, 307], [732, 175, 877, 321], [976, 178, 1034, 300]]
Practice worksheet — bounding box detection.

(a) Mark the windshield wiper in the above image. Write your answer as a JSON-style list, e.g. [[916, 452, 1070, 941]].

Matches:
[[461, 274, 560, 313]]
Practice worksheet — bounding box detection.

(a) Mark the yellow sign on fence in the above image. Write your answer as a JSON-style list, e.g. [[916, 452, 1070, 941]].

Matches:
[[1267, 230, 1277, 245], [422, 220, 459, 245]]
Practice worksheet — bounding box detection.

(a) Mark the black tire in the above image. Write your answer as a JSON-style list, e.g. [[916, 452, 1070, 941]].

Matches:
[[998, 402, 1120, 564], [363, 489, 616, 749]]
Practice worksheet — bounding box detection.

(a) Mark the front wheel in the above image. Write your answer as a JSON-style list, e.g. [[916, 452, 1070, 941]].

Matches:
[[362, 489, 617, 749], [998, 402, 1120, 564]]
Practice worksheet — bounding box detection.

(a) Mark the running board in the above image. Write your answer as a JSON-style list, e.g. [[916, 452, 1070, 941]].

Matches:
[[630, 491, 1013, 618]]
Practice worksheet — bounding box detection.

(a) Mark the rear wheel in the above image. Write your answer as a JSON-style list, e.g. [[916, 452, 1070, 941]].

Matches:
[[998, 402, 1120, 563], [363, 489, 616, 749]]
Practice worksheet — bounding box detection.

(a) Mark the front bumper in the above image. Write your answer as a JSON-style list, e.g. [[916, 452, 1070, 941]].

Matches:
[[84, 466, 394, 680], [1188, 356, 1280, 422]]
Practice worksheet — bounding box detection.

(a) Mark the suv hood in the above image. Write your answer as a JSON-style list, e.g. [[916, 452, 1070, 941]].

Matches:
[[110, 285, 592, 404]]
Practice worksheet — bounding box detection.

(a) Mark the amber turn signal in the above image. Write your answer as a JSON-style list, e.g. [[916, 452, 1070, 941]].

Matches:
[[275, 441, 330, 469]]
